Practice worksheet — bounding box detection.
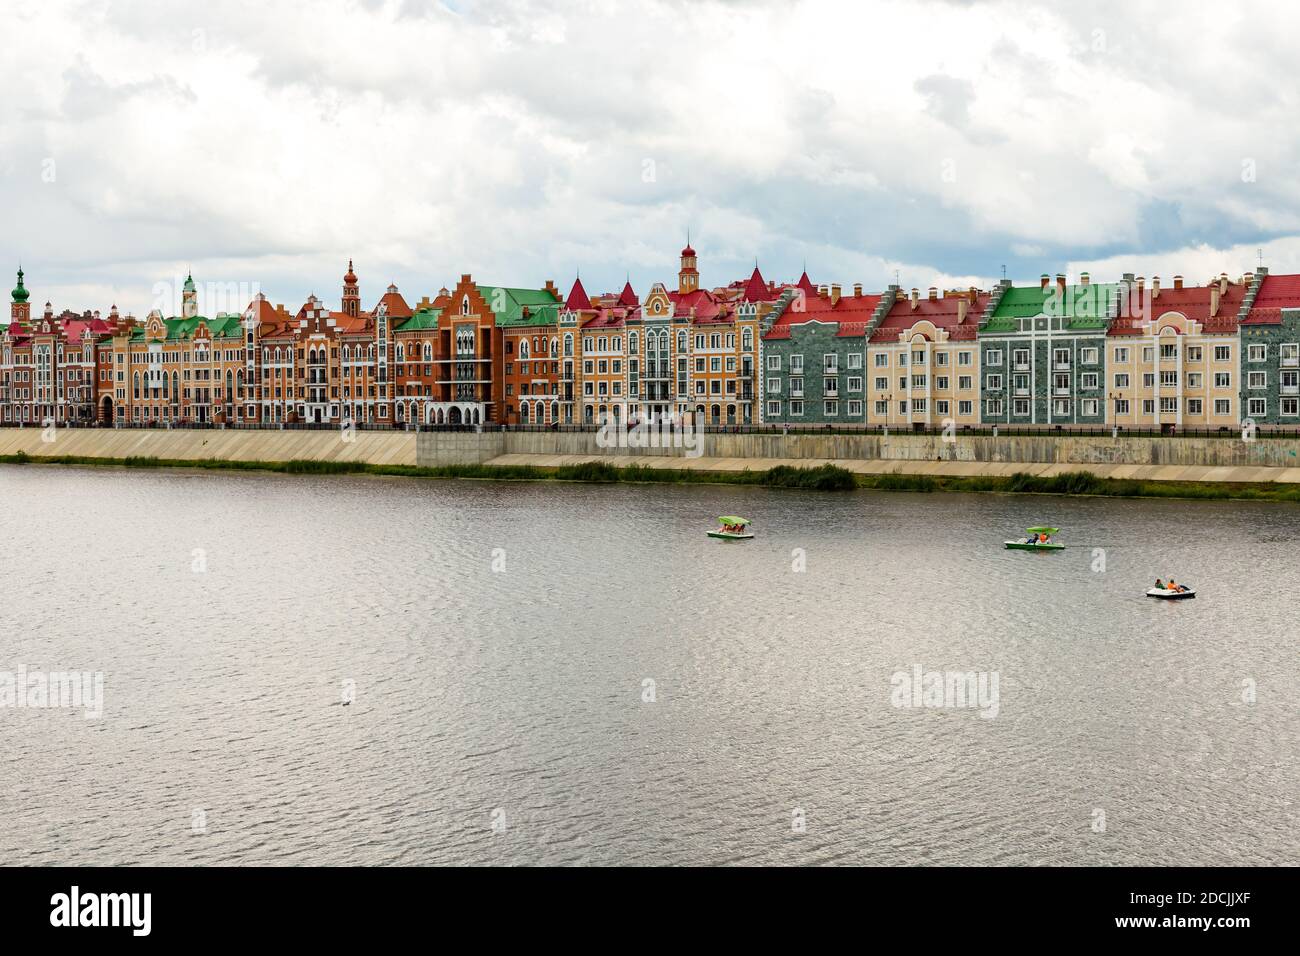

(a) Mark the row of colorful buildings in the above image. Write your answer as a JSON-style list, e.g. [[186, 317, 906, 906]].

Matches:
[[3, 247, 1300, 430]]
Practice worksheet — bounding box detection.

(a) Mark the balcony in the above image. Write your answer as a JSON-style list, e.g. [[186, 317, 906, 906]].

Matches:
[[1013, 361, 1030, 371], [1053, 387, 1070, 396], [1053, 361, 1070, 371], [1283, 384, 1300, 396]]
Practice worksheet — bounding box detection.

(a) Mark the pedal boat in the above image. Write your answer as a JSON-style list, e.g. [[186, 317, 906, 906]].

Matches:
[[1004, 526, 1064, 551], [708, 516, 754, 540]]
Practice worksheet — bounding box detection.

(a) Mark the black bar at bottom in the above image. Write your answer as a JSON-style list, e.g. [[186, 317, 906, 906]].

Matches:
[[0, 865, 1287, 944]]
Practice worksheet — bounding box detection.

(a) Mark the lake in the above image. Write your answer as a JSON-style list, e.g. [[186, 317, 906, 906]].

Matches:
[[0, 464, 1295, 865]]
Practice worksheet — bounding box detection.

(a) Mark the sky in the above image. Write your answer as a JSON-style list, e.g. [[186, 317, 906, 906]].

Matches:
[[3, 0, 1300, 318]]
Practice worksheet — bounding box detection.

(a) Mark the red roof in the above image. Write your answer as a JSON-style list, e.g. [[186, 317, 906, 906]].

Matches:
[[763, 287, 882, 340], [1243, 273, 1300, 325], [742, 267, 769, 302], [1109, 280, 1246, 335], [581, 306, 629, 330], [668, 287, 728, 321], [566, 276, 592, 311], [869, 290, 988, 342], [617, 280, 638, 308], [374, 285, 412, 319]]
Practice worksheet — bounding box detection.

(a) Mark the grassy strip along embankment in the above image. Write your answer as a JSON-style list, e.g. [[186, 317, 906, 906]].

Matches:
[[3, 450, 1299, 501]]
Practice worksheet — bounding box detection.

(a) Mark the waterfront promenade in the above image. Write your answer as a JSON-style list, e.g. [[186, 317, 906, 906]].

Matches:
[[3, 426, 1300, 485]]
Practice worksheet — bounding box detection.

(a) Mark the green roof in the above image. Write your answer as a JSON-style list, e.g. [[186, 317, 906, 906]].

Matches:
[[11, 268, 28, 304], [983, 282, 1118, 332], [129, 314, 245, 342], [396, 308, 443, 332], [477, 285, 561, 326]]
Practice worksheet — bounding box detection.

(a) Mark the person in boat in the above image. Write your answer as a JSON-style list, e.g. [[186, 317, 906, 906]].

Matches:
[[1168, 579, 1183, 592], [1025, 533, 1036, 544], [1155, 578, 1164, 590]]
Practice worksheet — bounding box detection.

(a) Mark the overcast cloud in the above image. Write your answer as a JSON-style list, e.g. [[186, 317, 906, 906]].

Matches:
[[2, 0, 1299, 316]]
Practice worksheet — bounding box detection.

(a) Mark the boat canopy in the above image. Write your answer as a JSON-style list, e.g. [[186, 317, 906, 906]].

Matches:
[[717, 516, 750, 525], [1025, 526, 1059, 534]]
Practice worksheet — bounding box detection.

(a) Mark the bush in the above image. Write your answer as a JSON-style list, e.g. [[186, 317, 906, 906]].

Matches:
[[555, 460, 622, 482], [760, 463, 858, 490]]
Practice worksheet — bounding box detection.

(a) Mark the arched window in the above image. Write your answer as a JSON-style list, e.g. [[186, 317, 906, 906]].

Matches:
[[677, 331, 687, 352], [133, 372, 140, 399], [520, 401, 530, 423], [629, 332, 638, 353], [742, 328, 753, 350], [461, 295, 470, 316], [564, 334, 573, 357], [423, 343, 432, 362], [519, 339, 530, 360]]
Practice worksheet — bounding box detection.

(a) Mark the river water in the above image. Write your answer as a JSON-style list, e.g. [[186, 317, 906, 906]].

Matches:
[[0, 465, 1295, 865]]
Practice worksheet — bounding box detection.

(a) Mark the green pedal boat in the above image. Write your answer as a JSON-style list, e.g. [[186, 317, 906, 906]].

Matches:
[[1004, 526, 1065, 551], [708, 516, 754, 540]]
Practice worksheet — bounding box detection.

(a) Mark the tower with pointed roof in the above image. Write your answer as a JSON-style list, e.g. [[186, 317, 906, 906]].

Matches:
[[182, 272, 198, 319], [678, 236, 699, 294], [565, 275, 592, 311], [11, 267, 31, 326], [342, 259, 360, 317]]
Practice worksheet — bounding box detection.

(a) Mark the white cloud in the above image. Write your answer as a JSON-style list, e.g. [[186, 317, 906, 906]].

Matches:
[[2, 0, 1300, 316]]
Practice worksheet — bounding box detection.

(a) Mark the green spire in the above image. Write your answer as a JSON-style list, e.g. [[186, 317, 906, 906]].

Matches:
[[12, 267, 29, 303], [183, 271, 196, 293]]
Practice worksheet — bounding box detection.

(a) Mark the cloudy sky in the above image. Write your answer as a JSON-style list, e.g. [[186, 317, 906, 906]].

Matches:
[[4, 0, 1300, 317]]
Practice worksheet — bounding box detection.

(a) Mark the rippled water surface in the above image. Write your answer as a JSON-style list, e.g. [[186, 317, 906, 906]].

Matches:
[[1, 464, 1296, 865]]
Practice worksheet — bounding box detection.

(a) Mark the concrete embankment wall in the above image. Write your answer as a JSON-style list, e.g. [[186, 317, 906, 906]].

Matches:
[[491, 430, 1300, 469], [4, 427, 1299, 483], [0, 427, 417, 466]]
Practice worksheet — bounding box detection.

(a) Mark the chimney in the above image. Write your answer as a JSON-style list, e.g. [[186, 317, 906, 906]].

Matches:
[[544, 279, 559, 298], [1210, 284, 1221, 317], [1056, 273, 1066, 290], [910, 288, 919, 310], [1040, 273, 1050, 289], [830, 283, 841, 305], [957, 297, 969, 323], [928, 286, 938, 301], [1136, 276, 1145, 295], [853, 283, 863, 297], [1173, 275, 1183, 290], [1219, 273, 1228, 294], [817, 284, 828, 297], [1080, 272, 1090, 286], [1151, 275, 1160, 299]]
